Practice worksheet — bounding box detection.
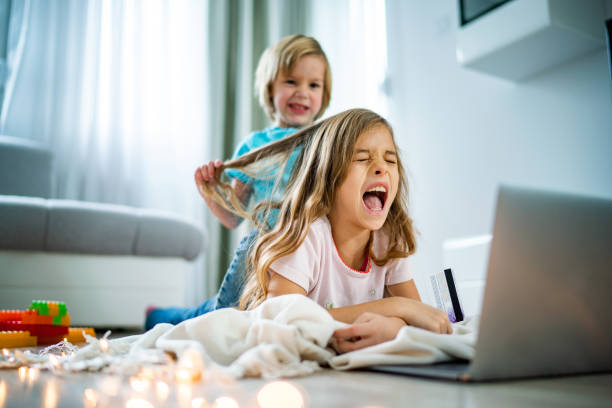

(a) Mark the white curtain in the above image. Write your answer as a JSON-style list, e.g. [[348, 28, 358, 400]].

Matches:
[[1, 0, 209, 213], [1, 0, 210, 304], [307, 0, 389, 119]]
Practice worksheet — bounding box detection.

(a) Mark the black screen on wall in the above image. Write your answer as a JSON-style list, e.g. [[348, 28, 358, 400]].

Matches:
[[459, 0, 512, 27]]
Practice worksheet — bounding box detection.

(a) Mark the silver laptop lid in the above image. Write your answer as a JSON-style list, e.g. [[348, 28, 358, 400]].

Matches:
[[469, 185, 612, 381]]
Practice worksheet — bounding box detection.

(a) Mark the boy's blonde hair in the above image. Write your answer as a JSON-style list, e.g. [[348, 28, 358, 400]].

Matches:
[[198, 109, 416, 310], [255, 34, 332, 122]]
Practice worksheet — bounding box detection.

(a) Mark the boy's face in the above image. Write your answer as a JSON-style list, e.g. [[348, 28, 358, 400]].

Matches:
[[329, 125, 399, 234], [271, 55, 325, 128]]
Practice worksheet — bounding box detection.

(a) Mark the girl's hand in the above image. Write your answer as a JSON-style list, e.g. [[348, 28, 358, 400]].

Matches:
[[332, 312, 406, 353], [399, 297, 453, 334], [195, 159, 223, 188]]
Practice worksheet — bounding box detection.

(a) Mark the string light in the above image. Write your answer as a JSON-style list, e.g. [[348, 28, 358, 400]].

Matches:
[[83, 388, 98, 408], [0, 381, 6, 408], [99, 338, 110, 353], [257, 381, 304, 408], [48, 355, 61, 371], [43, 381, 58, 408], [125, 398, 154, 408], [212, 396, 239, 408], [175, 349, 204, 383], [17, 367, 28, 382], [27, 367, 40, 383], [155, 381, 170, 401], [191, 397, 208, 408], [130, 376, 151, 393]]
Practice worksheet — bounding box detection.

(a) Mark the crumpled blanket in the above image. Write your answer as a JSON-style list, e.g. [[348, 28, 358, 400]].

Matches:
[[19, 294, 478, 379], [142, 294, 343, 378]]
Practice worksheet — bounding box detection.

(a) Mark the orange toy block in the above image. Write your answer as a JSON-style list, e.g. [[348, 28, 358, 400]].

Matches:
[[22, 310, 70, 326], [0, 331, 37, 348], [65, 328, 96, 344]]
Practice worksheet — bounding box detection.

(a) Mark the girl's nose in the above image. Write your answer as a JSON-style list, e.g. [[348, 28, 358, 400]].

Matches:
[[373, 159, 387, 175]]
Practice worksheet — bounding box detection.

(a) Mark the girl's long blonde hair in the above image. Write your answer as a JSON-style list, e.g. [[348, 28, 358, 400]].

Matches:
[[199, 109, 416, 310]]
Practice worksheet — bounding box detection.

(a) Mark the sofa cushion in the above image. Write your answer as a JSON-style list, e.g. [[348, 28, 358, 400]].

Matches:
[[0, 135, 53, 198], [0, 196, 47, 250], [0, 196, 204, 260], [47, 200, 139, 255]]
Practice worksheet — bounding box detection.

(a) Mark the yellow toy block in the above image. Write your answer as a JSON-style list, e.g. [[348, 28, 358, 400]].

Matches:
[[0, 331, 36, 348], [65, 328, 96, 344]]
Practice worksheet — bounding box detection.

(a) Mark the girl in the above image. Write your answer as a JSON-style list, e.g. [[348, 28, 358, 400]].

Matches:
[[201, 108, 452, 352], [146, 34, 332, 329]]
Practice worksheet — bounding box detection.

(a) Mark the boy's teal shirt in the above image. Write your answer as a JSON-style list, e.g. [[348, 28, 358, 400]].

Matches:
[[225, 126, 301, 223]]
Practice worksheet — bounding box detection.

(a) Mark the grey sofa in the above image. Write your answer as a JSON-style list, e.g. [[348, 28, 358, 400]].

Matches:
[[0, 135, 205, 327]]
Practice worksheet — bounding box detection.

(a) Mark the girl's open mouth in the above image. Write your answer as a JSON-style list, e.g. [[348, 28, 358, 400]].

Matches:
[[362, 185, 387, 213]]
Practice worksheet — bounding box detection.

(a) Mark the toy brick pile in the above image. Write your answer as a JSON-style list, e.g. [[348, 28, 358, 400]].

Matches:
[[0, 300, 96, 348]]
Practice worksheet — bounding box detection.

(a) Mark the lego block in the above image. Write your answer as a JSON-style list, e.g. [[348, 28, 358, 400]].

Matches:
[[29, 300, 67, 317], [36, 335, 66, 346], [0, 310, 24, 323], [22, 310, 70, 326], [0, 322, 68, 336], [0, 331, 37, 348], [65, 327, 96, 344]]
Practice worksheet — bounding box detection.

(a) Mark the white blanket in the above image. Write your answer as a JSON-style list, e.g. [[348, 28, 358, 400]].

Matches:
[[43, 295, 477, 378]]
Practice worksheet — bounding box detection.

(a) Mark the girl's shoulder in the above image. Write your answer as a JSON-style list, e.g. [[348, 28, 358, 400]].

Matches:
[[310, 216, 332, 233], [302, 217, 331, 243]]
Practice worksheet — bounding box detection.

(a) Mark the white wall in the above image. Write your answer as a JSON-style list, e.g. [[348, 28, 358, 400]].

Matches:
[[386, 0, 612, 304]]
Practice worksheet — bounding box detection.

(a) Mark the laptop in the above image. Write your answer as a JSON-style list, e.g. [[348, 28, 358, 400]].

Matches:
[[368, 185, 612, 381]]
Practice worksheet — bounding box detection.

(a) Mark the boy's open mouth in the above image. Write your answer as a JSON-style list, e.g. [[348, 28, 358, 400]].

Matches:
[[363, 185, 387, 212]]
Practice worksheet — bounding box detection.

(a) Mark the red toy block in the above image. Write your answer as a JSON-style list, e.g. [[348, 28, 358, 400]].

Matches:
[[36, 335, 66, 346], [0, 322, 68, 336]]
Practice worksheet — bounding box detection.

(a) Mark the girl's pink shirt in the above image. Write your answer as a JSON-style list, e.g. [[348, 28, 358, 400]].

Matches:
[[270, 216, 414, 310]]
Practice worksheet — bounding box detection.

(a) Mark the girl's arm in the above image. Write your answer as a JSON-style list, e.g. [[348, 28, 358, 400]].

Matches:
[[332, 280, 451, 353], [267, 273, 450, 333], [195, 160, 252, 229], [267, 271, 307, 297], [328, 296, 450, 333], [386, 279, 421, 301]]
